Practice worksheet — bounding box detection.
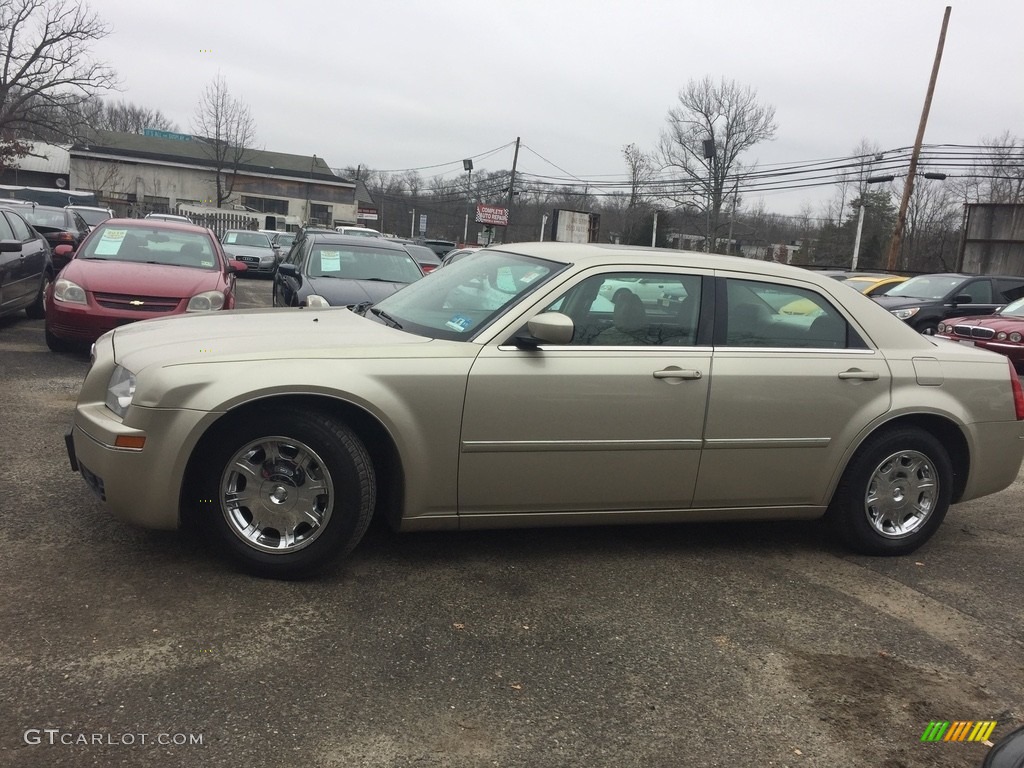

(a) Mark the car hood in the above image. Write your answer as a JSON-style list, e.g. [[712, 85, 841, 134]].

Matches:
[[871, 296, 934, 310], [109, 306, 430, 371], [944, 314, 1024, 330], [221, 244, 274, 258], [306, 276, 408, 304], [63, 259, 223, 296]]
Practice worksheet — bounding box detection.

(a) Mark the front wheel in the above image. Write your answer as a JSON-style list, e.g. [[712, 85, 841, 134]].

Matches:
[[827, 427, 953, 556], [915, 321, 939, 335], [199, 409, 376, 578]]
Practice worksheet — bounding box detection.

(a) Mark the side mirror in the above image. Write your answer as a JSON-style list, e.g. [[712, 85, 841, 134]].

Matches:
[[277, 263, 299, 279], [514, 311, 574, 348], [952, 294, 972, 304], [226, 260, 248, 274], [54, 244, 74, 258], [0, 239, 21, 253]]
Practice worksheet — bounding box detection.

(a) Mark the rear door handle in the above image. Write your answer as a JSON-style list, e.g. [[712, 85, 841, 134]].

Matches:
[[654, 368, 702, 380], [838, 369, 879, 381]]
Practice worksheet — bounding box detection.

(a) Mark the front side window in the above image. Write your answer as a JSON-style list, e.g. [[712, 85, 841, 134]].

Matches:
[[722, 279, 859, 349], [541, 272, 703, 346], [4, 211, 31, 240], [959, 279, 992, 304]]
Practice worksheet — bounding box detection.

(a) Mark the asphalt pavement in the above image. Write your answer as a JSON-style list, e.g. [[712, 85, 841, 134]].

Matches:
[[1, 276, 1021, 768]]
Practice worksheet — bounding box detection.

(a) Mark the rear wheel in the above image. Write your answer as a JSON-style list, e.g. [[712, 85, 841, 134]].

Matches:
[[25, 271, 52, 320], [828, 427, 952, 555], [199, 409, 376, 578]]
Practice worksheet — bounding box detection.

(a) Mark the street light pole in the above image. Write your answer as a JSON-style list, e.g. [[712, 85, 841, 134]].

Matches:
[[702, 138, 716, 252], [463, 158, 473, 244]]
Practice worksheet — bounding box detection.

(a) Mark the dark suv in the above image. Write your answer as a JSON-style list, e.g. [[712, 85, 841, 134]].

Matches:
[[872, 273, 1024, 334]]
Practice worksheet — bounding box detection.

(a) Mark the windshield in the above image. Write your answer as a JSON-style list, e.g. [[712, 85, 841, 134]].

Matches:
[[999, 297, 1024, 317], [78, 225, 220, 270], [884, 275, 964, 300], [370, 249, 566, 340], [223, 231, 272, 249], [274, 233, 295, 246], [307, 244, 423, 283]]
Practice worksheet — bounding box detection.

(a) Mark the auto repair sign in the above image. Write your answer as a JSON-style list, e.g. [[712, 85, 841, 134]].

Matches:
[[475, 204, 510, 227]]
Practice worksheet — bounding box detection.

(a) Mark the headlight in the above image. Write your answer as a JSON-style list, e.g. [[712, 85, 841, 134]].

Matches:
[[937, 323, 946, 333], [53, 278, 87, 305], [105, 365, 137, 417], [997, 331, 1007, 340], [1011, 332, 1022, 343], [186, 290, 226, 312], [891, 307, 920, 320], [304, 295, 330, 308]]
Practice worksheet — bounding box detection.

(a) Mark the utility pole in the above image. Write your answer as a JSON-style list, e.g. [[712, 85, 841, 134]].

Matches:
[[505, 137, 521, 241], [651, 210, 658, 247], [885, 5, 951, 271]]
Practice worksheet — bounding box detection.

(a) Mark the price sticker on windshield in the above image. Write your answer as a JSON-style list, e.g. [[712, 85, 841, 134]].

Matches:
[[95, 228, 126, 256]]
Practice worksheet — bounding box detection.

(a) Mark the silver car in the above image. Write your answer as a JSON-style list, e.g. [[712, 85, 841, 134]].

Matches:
[[65, 244, 1024, 578]]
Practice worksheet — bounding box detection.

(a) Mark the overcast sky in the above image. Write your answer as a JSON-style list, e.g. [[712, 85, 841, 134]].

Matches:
[[87, 0, 1022, 215]]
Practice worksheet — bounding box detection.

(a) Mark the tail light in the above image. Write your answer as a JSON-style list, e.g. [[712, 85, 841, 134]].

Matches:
[[421, 264, 437, 274], [1010, 359, 1024, 420]]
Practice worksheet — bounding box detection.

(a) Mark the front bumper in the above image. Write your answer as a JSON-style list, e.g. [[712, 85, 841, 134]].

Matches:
[[68, 401, 216, 530]]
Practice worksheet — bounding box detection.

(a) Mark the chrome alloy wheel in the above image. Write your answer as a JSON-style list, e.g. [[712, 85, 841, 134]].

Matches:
[[220, 436, 335, 554], [863, 449, 938, 538]]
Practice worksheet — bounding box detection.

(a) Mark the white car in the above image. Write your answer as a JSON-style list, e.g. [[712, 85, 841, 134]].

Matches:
[[145, 212, 194, 225]]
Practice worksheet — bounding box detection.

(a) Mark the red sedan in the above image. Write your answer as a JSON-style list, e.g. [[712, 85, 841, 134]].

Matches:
[[936, 296, 1024, 372], [45, 219, 246, 351]]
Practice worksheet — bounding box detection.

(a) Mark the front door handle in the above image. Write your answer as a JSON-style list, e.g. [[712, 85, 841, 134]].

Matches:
[[838, 369, 879, 381], [654, 368, 702, 380]]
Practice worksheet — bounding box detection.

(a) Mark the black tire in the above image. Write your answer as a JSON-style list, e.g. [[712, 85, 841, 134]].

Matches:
[[25, 271, 52, 320], [198, 408, 376, 578], [915, 321, 939, 335], [827, 426, 952, 556], [45, 326, 75, 353]]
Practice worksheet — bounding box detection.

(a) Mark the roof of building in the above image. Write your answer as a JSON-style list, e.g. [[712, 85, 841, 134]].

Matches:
[[8, 141, 71, 175], [70, 129, 350, 186]]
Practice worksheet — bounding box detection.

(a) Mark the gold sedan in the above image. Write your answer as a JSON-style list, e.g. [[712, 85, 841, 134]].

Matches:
[[66, 244, 1024, 578]]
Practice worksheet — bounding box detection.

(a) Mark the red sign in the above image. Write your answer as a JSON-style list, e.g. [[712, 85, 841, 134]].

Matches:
[[357, 206, 378, 221], [475, 203, 509, 227]]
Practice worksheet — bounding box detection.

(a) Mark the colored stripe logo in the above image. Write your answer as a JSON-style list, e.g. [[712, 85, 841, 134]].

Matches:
[[921, 721, 997, 742]]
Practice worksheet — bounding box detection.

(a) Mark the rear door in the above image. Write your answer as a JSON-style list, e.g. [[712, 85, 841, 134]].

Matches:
[[693, 275, 892, 509], [1, 210, 45, 307]]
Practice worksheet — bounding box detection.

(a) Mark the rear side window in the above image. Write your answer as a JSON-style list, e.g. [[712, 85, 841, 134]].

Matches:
[[996, 279, 1024, 303], [720, 278, 864, 349]]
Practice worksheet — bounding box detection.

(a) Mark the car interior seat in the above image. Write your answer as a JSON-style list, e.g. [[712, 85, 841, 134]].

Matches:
[[593, 291, 648, 345], [727, 302, 772, 345]]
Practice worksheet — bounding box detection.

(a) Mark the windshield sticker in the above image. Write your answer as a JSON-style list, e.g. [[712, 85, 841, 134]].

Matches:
[[200, 259, 215, 267], [224, 232, 238, 244], [445, 314, 473, 333], [94, 228, 126, 256], [320, 251, 342, 272]]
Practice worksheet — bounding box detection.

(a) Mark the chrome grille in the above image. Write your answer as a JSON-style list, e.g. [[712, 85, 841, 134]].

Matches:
[[93, 292, 181, 312], [953, 325, 995, 339]]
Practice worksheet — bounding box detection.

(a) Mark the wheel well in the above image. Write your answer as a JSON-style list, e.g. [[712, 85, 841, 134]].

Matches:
[[863, 414, 970, 502], [180, 394, 404, 529]]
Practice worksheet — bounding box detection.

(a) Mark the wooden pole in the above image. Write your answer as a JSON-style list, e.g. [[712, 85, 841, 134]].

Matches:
[[885, 5, 952, 271]]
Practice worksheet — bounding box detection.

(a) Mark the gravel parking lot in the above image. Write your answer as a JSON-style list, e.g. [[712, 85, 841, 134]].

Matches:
[[2, 276, 1022, 767]]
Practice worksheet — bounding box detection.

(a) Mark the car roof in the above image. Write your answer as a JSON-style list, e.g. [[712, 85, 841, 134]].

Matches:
[[308, 233, 412, 251]]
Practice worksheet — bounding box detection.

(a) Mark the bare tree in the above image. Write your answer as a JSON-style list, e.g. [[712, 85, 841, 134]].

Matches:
[[93, 98, 177, 134], [657, 77, 777, 251], [0, 0, 117, 168], [191, 75, 257, 207]]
